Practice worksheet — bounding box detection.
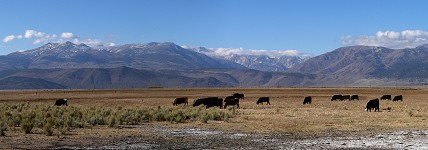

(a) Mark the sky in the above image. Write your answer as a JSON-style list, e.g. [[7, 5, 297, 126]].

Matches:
[[1, 0, 428, 56]]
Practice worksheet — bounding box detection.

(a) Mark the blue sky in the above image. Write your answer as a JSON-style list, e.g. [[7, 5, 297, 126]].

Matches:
[[1, 0, 428, 56]]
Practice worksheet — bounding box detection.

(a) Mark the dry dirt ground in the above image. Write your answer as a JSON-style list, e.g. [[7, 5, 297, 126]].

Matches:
[[0, 88, 427, 149]]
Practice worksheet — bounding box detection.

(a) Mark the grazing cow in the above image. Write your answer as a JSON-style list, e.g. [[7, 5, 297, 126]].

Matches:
[[342, 95, 351, 101], [393, 95, 403, 102], [225, 96, 235, 101], [232, 93, 245, 100], [365, 99, 380, 112], [193, 97, 223, 108], [55, 99, 68, 106], [173, 97, 188, 106], [303, 96, 312, 104], [331, 95, 342, 101], [224, 97, 240, 109], [351, 95, 359, 101], [380, 95, 391, 100], [256, 97, 270, 105]]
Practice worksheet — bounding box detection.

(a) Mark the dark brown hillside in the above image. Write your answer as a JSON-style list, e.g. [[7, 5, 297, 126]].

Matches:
[[288, 45, 428, 86]]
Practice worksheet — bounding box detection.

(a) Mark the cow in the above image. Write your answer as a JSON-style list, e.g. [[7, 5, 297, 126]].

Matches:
[[55, 99, 68, 106], [365, 99, 380, 112], [193, 97, 223, 108], [225, 96, 235, 101], [380, 95, 391, 100], [351, 95, 359, 101], [173, 97, 188, 106], [224, 97, 240, 109], [303, 96, 311, 104], [342, 95, 351, 101], [393, 95, 403, 102], [331, 95, 342, 101], [232, 93, 245, 100], [256, 97, 270, 105]]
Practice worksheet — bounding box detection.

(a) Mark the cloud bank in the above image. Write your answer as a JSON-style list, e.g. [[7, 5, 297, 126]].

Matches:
[[2, 30, 114, 47], [183, 46, 304, 58], [341, 30, 428, 49]]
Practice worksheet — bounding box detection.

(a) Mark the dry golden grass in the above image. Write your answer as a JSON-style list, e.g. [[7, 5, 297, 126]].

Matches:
[[0, 87, 427, 135]]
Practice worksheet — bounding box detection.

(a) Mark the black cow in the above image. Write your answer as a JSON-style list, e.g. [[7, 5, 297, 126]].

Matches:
[[225, 96, 235, 101], [55, 99, 68, 106], [232, 93, 245, 100], [224, 97, 240, 109], [331, 95, 342, 101], [303, 96, 311, 104], [173, 97, 188, 106], [365, 99, 380, 112], [351, 95, 359, 101], [193, 97, 223, 108], [380, 95, 391, 100], [256, 97, 270, 105], [393, 95, 403, 102], [342, 95, 351, 101]]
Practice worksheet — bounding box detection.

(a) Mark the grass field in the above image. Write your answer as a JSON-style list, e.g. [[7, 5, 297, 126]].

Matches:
[[0, 88, 427, 148]]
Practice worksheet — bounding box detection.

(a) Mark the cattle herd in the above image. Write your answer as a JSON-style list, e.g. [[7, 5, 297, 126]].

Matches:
[[170, 93, 403, 112], [53, 92, 404, 112]]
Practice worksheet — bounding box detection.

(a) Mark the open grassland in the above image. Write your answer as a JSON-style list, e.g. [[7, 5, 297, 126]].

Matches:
[[0, 88, 427, 149]]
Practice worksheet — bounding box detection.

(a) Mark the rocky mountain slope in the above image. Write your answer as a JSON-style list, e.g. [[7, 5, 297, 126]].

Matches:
[[2, 42, 245, 71], [288, 44, 428, 86]]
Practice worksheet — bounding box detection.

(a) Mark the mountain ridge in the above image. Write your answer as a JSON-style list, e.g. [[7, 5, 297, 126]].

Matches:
[[2, 42, 428, 89], [2, 42, 245, 71]]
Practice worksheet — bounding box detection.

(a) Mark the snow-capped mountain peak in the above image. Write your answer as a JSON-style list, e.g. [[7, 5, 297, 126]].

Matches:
[[11, 41, 92, 57], [185, 46, 311, 72]]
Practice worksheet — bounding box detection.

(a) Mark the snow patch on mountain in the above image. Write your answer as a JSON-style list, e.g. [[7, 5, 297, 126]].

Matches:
[[184, 46, 311, 72]]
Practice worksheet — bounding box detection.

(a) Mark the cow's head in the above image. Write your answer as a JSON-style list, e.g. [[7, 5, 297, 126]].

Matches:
[[193, 99, 202, 107]]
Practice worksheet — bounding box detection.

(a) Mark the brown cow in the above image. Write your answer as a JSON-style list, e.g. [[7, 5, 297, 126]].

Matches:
[[173, 97, 188, 106]]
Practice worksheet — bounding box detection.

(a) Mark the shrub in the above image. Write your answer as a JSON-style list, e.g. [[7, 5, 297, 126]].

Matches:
[[21, 119, 34, 134], [0, 121, 7, 136], [43, 122, 53, 136], [408, 109, 414, 117], [0, 102, 237, 136], [199, 112, 209, 123], [59, 126, 69, 135], [13, 114, 22, 127], [108, 116, 117, 127]]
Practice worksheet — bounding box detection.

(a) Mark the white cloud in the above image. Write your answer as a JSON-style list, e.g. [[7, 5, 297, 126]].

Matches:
[[3, 35, 16, 43], [25, 30, 47, 38], [60, 32, 75, 39], [184, 46, 303, 58], [341, 30, 428, 49], [71, 38, 116, 47], [2, 29, 115, 47]]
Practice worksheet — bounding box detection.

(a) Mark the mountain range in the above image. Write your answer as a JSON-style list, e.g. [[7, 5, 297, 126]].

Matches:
[[189, 47, 309, 72], [1, 41, 428, 89]]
